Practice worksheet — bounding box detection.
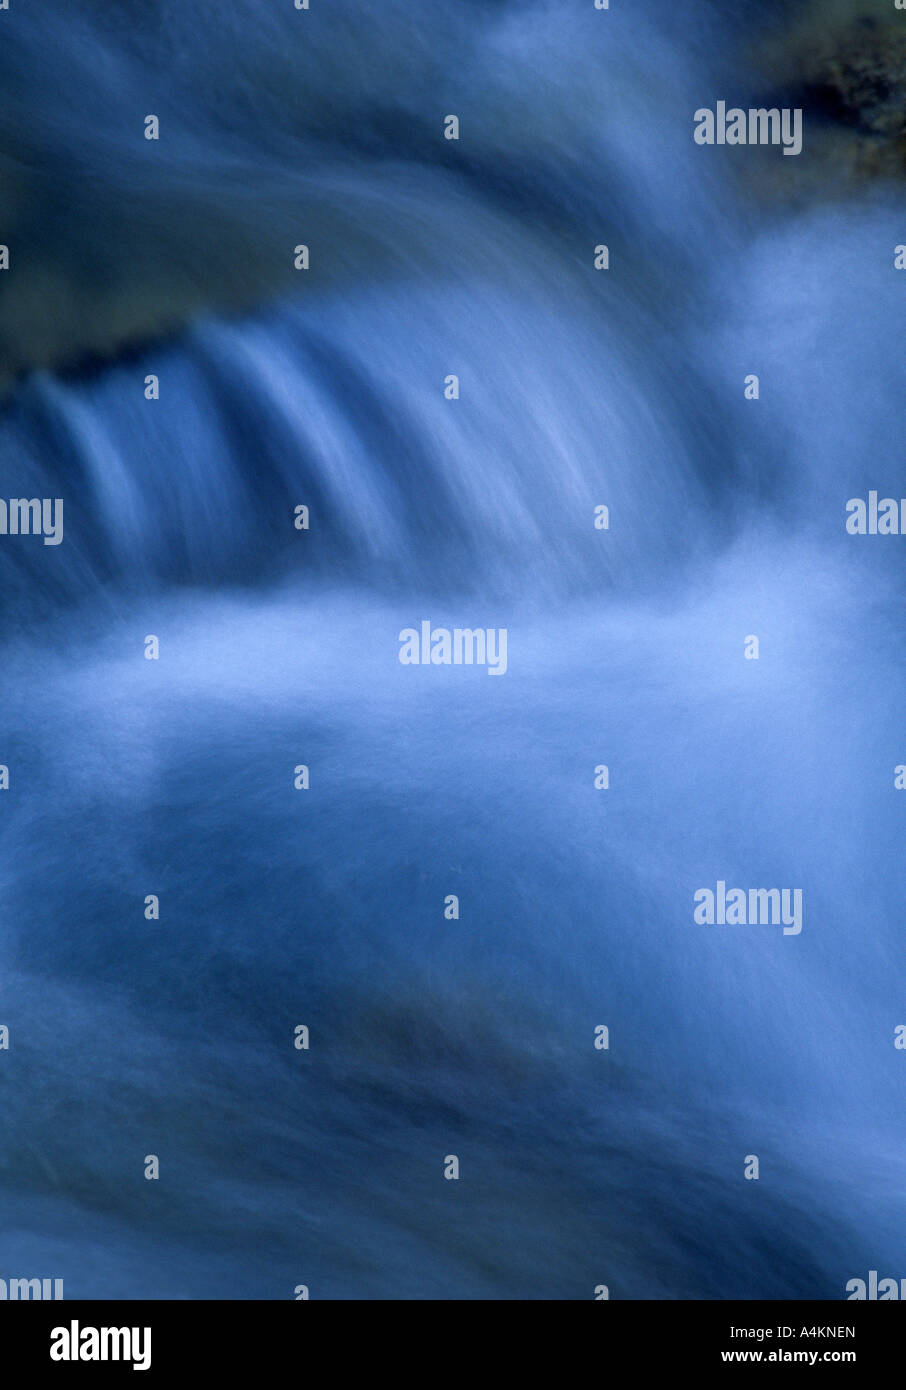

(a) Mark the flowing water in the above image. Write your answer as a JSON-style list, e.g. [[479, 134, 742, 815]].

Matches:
[[0, 0, 904, 1298]]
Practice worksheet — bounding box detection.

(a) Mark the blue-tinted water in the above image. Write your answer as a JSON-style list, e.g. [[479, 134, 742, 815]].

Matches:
[[0, 0, 904, 1298]]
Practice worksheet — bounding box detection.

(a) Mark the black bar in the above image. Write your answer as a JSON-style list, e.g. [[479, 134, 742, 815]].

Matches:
[[1, 1300, 903, 1375]]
